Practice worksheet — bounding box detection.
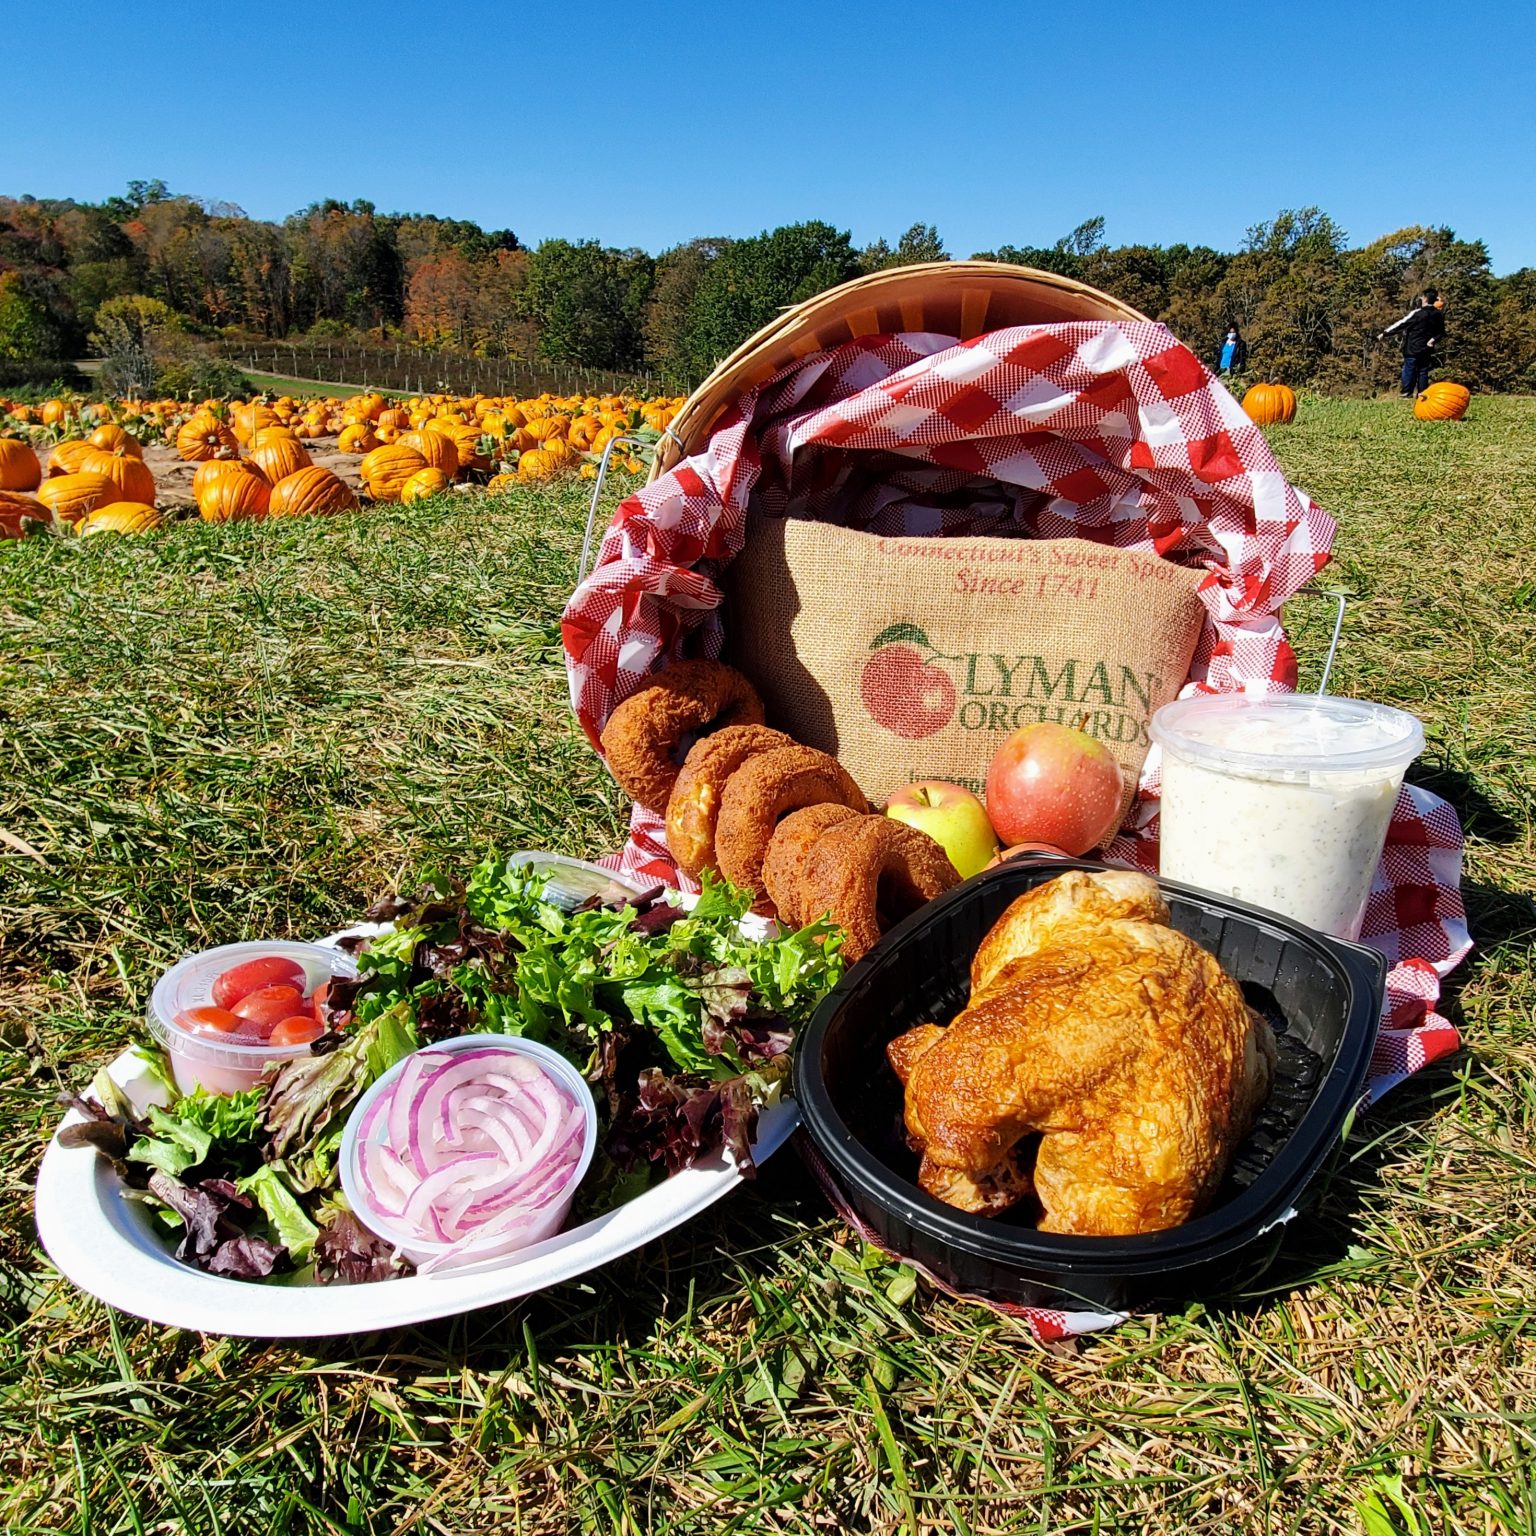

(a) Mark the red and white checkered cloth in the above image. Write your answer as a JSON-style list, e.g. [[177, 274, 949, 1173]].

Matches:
[[562, 320, 1471, 1340]]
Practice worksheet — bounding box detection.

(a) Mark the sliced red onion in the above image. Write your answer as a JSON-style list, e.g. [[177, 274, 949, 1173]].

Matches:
[[353, 1045, 587, 1266]]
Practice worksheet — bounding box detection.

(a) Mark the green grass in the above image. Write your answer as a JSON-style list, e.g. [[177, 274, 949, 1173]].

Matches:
[[239, 371, 366, 397], [2, 396, 1533, 1535]]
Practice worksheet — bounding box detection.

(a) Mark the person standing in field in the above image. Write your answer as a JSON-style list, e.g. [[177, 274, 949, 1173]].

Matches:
[[1380, 289, 1446, 398], [1215, 323, 1248, 375]]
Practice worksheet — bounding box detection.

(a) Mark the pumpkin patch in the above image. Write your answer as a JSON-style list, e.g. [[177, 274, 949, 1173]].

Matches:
[[0, 385, 681, 538]]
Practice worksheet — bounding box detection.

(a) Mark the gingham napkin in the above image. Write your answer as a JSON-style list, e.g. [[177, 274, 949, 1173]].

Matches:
[[562, 321, 1471, 1340]]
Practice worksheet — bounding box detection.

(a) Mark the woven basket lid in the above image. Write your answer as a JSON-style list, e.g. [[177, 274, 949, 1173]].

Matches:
[[650, 260, 1148, 481]]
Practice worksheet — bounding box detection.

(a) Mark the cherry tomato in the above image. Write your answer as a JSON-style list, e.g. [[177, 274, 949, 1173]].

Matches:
[[269, 1014, 324, 1047], [175, 1006, 246, 1037], [310, 980, 331, 1024], [232, 984, 306, 1035], [212, 956, 305, 1010]]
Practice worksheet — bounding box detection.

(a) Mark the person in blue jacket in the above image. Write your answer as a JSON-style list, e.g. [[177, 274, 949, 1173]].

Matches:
[[1215, 323, 1248, 375], [1381, 289, 1446, 398]]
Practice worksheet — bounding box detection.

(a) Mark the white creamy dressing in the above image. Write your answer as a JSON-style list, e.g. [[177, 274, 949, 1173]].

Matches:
[[1154, 702, 1417, 940]]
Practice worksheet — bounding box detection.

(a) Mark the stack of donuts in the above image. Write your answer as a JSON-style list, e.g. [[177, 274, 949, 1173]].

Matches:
[[599, 660, 959, 961]]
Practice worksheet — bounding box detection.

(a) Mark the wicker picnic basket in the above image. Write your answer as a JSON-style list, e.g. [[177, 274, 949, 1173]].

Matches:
[[648, 260, 1148, 481]]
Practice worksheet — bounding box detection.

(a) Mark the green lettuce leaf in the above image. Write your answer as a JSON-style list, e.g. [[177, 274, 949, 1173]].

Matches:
[[262, 1002, 420, 1164], [126, 1108, 211, 1179], [621, 973, 718, 1074], [125, 1088, 263, 1180], [239, 1166, 321, 1265]]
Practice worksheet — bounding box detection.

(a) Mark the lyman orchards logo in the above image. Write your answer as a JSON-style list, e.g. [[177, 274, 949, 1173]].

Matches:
[[859, 623, 1163, 744], [860, 624, 958, 739]]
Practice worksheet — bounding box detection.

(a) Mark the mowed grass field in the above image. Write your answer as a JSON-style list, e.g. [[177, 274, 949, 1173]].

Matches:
[[1, 396, 1533, 1535]]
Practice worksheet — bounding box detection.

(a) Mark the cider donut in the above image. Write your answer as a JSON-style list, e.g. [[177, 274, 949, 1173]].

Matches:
[[761, 803, 861, 928], [797, 815, 959, 963], [713, 745, 868, 901], [599, 660, 765, 816], [665, 724, 795, 880]]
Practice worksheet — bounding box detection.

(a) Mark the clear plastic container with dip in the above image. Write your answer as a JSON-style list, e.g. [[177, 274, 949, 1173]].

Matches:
[[1150, 694, 1425, 940], [148, 942, 359, 1095]]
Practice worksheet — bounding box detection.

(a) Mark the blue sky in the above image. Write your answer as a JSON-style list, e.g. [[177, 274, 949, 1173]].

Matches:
[[4, 0, 1533, 271]]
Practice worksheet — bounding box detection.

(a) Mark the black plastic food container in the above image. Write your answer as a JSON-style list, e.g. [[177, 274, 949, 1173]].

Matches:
[[796, 855, 1387, 1313]]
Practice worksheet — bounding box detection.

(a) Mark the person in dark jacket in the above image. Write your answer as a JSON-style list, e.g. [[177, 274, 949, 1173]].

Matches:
[[1215, 323, 1248, 375], [1381, 289, 1446, 398]]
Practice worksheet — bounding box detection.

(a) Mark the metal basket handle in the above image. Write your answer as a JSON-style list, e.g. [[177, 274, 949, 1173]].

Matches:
[[1291, 585, 1349, 695], [576, 435, 648, 586]]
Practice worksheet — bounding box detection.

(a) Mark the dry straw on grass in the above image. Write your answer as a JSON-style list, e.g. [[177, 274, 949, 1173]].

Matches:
[[1, 397, 1532, 1535]]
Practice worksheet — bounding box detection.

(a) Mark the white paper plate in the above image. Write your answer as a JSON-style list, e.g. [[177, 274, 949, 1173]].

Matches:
[[36, 1046, 798, 1336], [35, 903, 797, 1337]]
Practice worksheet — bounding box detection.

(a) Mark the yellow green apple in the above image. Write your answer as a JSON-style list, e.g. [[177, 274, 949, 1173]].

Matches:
[[884, 780, 1000, 879]]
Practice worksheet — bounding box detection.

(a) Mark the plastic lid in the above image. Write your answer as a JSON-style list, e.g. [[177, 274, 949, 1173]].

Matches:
[[1150, 693, 1425, 776], [504, 852, 652, 911]]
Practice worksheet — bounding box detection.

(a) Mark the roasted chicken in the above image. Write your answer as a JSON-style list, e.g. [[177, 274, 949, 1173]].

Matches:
[[887, 869, 1276, 1235]]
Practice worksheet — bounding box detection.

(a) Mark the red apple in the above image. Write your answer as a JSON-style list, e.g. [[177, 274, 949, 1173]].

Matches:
[[984, 723, 1124, 856], [885, 781, 999, 879], [861, 644, 956, 740]]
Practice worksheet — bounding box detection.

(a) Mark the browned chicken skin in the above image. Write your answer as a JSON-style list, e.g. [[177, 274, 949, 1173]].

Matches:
[[887, 870, 1277, 1235]]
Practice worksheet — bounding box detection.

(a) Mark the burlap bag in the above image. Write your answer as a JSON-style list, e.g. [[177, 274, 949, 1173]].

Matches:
[[725, 517, 1206, 807]]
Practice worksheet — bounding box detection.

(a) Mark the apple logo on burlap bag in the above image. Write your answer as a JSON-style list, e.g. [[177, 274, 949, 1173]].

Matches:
[[726, 518, 1207, 806]]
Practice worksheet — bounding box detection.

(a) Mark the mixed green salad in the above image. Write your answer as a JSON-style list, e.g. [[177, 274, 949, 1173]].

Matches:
[[62, 856, 846, 1284]]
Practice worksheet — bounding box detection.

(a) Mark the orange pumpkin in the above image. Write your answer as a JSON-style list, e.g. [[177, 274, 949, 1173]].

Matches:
[[175, 414, 239, 462], [1414, 382, 1471, 421], [337, 423, 379, 454], [377, 408, 410, 432], [192, 458, 264, 502], [48, 440, 95, 476], [0, 490, 48, 538], [87, 423, 144, 459], [77, 501, 161, 537], [77, 448, 157, 506], [443, 424, 491, 474], [399, 429, 458, 477], [521, 415, 567, 443], [250, 426, 300, 450], [401, 467, 451, 504], [198, 469, 271, 523], [1241, 382, 1297, 426], [247, 436, 312, 485], [40, 399, 68, 427], [516, 449, 562, 482], [230, 403, 280, 446], [37, 471, 118, 525], [0, 437, 42, 492], [486, 473, 518, 494], [359, 444, 429, 502], [267, 467, 357, 518]]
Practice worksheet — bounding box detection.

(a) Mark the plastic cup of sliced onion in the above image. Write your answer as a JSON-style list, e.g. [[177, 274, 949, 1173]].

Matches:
[[339, 1035, 599, 1274]]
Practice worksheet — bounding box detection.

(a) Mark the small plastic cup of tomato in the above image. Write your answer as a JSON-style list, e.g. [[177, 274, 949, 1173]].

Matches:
[[148, 942, 359, 1095]]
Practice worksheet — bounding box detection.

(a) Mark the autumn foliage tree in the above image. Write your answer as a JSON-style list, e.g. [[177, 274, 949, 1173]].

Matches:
[[1, 183, 1534, 392]]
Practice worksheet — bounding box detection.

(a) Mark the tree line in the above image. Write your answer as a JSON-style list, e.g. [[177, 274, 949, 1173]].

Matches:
[[1, 181, 1532, 395]]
